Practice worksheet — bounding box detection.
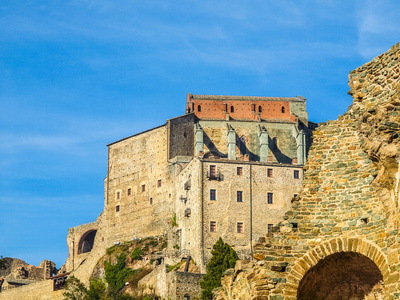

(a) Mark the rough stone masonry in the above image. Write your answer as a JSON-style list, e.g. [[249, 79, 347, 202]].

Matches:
[[215, 42, 400, 300]]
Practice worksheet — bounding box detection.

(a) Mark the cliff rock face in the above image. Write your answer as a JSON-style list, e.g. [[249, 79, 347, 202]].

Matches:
[[215, 42, 400, 300]]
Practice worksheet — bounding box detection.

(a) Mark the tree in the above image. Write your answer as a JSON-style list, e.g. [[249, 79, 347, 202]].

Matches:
[[87, 278, 106, 300], [104, 253, 135, 298], [200, 238, 238, 300], [63, 276, 88, 300]]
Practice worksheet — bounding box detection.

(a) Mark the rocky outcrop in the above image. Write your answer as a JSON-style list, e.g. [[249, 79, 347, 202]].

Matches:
[[216, 42, 400, 299]]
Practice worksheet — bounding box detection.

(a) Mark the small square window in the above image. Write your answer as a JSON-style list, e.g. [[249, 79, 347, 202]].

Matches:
[[267, 168, 273, 177], [142, 185, 146, 192], [267, 193, 273, 204], [127, 188, 131, 196], [116, 205, 120, 212], [237, 222, 243, 233], [237, 191, 243, 202], [116, 191, 120, 200], [294, 170, 299, 179], [157, 180, 162, 187], [237, 167, 243, 176], [268, 224, 273, 233], [210, 189, 216, 201], [210, 221, 216, 232]]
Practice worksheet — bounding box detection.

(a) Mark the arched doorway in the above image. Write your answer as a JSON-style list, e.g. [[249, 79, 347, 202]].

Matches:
[[78, 230, 97, 254], [297, 251, 384, 300]]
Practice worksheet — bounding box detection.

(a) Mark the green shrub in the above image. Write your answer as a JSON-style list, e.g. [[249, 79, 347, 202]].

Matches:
[[87, 278, 106, 300], [200, 238, 238, 300], [130, 247, 144, 261], [104, 253, 135, 295], [63, 276, 87, 300]]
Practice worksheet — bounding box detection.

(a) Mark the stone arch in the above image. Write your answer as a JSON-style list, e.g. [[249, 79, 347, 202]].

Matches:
[[77, 229, 97, 254], [284, 237, 390, 299]]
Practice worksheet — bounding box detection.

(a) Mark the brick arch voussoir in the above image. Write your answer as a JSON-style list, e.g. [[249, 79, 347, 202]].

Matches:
[[283, 237, 390, 297]]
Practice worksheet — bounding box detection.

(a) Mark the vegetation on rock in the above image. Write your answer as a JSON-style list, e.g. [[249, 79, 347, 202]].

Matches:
[[200, 238, 238, 300], [0, 256, 6, 270]]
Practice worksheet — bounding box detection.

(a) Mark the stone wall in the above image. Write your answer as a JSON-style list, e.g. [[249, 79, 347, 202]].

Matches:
[[0, 280, 63, 300], [216, 42, 400, 300]]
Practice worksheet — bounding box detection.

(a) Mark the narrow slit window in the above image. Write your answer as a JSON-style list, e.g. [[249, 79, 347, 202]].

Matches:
[[237, 191, 243, 202], [258, 106, 262, 113], [142, 185, 146, 192], [267, 168, 273, 177], [237, 222, 244, 233], [198, 105, 201, 112], [210, 221, 216, 232], [149, 198, 153, 205], [267, 192, 273, 204], [210, 189, 216, 201], [230, 106, 234, 113], [116, 191, 120, 200], [116, 205, 120, 212], [281, 106, 285, 113], [294, 170, 299, 179], [157, 180, 162, 187], [127, 188, 131, 196], [237, 167, 243, 176]]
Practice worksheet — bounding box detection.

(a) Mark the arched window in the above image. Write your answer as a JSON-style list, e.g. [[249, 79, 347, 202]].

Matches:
[[230, 106, 234, 113], [198, 105, 201, 112], [281, 106, 285, 113], [258, 106, 262, 113], [273, 137, 278, 150], [240, 136, 246, 155], [78, 230, 97, 254]]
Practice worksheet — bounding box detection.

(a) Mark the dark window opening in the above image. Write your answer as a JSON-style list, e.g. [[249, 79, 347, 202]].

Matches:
[[281, 106, 285, 113], [258, 106, 262, 113], [237, 167, 243, 176], [273, 137, 278, 150], [292, 222, 298, 232], [237, 222, 243, 233], [230, 106, 234, 113], [240, 136, 246, 155], [267, 192, 273, 204], [157, 180, 162, 187], [210, 165, 216, 177], [251, 103, 255, 112], [267, 168, 273, 177], [210, 221, 216, 232], [361, 217, 369, 224], [294, 170, 300, 179], [183, 131, 187, 138], [78, 230, 97, 254], [116, 191, 120, 199], [150, 198, 153, 205], [127, 188, 131, 196], [198, 105, 201, 112], [210, 189, 216, 201], [237, 191, 243, 202], [224, 103, 227, 112], [142, 185, 146, 192], [116, 205, 120, 212]]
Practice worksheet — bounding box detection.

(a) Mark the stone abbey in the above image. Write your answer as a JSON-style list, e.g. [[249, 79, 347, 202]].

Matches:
[[65, 93, 315, 276]]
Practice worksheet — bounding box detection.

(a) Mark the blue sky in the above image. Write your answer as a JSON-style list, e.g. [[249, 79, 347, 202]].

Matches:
[[1, 0, 400, 268]]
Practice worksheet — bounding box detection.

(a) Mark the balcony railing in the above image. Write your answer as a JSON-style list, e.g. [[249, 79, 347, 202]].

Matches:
[[206, 171, 222, 181]]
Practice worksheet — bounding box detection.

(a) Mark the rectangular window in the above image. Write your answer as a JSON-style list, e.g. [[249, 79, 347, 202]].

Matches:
[[267, 192, 273, 204], [267, 168, 273, 177], [268, 224, 273, 233], [116, 191, 120, 200], [210, 165, 216, 177], [210, 221, 216, 232], [294, 170, 299, 179], [142, 185, 146, 192], [237, 191, 243, 202], [237, 167, 242, 176], [237, 222, 244, 233], [127, 188, 131, 196], [116, 205, 120, 212], [210, 189, 216, 201], [157, 180, 162, 187]]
